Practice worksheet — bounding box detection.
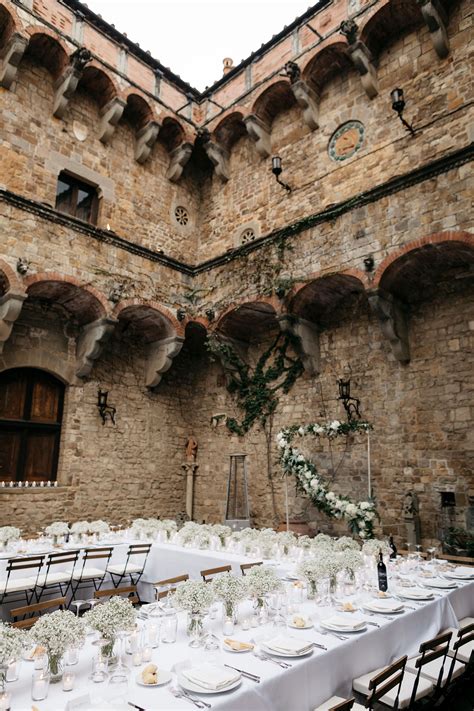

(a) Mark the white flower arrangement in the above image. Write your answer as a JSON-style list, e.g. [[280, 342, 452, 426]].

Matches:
[[312, 533, 334, 548], [296, 535, 313, 550], [131, 518, 162, 539], [89, 520, 109, 535], [277, 421, 377, 538], [0, 622, 26, 665], [84, 596, 136, 640], [276, 531, 297, 552], [173, 580, 215, 614], [339, 549, 363, 573], [31, 610, 85, 660], [245, 565, 282, 599], [335, 536, 361, 552], [0, 526, 21, 545], [194, 530, 213, 549], [211, 573, 247, 611], [211, 524, 232, 544], [70, 521, 90, 535], [314, 550, 345, 580], [45, 522, 70, 537], [297, 558, 324, 585], [362, 539, 391, 558]]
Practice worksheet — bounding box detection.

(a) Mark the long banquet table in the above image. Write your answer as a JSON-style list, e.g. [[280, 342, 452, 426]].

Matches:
[[2, 570, 473, 711]]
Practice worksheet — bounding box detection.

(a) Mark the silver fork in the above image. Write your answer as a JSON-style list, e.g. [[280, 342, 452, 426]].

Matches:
[[317, 628, 348, 641], [365, 611, 395, 621], [169, 685, 209, 709], [253, 651, 291, 669]]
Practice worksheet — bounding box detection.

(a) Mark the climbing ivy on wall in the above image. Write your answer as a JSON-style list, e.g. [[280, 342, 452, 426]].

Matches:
[[206, 332, 304, 436]]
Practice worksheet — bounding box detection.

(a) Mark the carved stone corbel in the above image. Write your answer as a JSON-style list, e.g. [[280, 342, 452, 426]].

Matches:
[[368, 289, 410, 364], [203, 139, 230, 182], [99, 97, 126, 144], [135, 120, 160, 163], [145, 335, 184, 388], [290, 80, 320, 130], [417, 0, 450, 59], [278, 314, 321, 376], [340, 20, 378, 99], [76, 317, 116, 378], [244, 114, 271, 158], [53, 48, 92, 119], [166, 142, 193, 182], [0, 292, 26, 353], [0, 33, 28, 89]]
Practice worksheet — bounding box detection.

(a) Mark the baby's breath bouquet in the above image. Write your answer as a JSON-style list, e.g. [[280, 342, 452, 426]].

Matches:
[[31, 610, 85, 681], [84, 596, 136, 659], [362, 539, 391, 559], [312, 533, 334, 551], [174, 579, 215, 640], [335, 536, 360, 552], [245, 565, 281, 607], [70, 521, 90, 537], [276, 530, 297, 554], [0, 622, 26, 686], [211, 573, 247, 618], [0, 526, 21, 547], [45, 521, 69, 540], [211, 524, 232, 547], [339, 549, 363, 578], [297, 558, 324, 597], [89, 520, 110, 536]]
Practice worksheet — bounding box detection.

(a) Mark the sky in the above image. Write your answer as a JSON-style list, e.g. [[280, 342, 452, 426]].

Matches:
[[83, 0, 314, 90]]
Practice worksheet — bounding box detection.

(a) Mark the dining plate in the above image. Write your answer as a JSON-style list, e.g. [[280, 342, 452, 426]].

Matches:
[[421, 579, 457, 589], [396, 589, 434, 601], [261, 643, 314, 658], [178, 673, 242, 695], [320, 620, 367, 633], [362, 603, 404, 615], [136, 670, 172, 687], [443, 572, 474, 581]]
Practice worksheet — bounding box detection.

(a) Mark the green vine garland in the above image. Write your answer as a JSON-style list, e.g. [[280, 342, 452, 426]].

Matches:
[[207, 333, 304, 435]]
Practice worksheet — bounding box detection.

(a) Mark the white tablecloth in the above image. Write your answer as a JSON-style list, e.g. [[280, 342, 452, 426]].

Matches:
[[4, 579, 472, 711]]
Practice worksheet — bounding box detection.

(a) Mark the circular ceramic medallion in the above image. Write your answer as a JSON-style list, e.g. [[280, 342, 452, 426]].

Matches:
[[328, 121, 365, 162]]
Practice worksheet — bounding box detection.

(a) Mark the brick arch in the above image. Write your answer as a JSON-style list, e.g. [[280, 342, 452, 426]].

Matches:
[[373, 231, 474, 290], [0, 2, 22, 43], [251, 80, 296, 127], [212, 110, 248, 152], [0, 350, 76, 385], [77, 62, 119, 108], [0, 259, 25, 296], [158, 115, 191, 152], [289, 270, 368, 328], [24, 272, 109, 324], [120, 89, 158, 129], [359, 0, 423, 59], [24, 26, 69, 79], [112, 298, 185, 339], [213, 295, 282, 342], [302, 39, 352, 95]]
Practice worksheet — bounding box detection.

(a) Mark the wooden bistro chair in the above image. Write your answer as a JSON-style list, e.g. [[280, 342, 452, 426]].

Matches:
[[201, 565, 232, 583], [0, 554, 45, 607], [10, 596, 66, 629], [153, 574, 189, 600], [106, 543, 151, 592], [94, 585, 139, 605], [35, 550, 79, 602], [314, 697, 363, 711], [240, 561, 263, 576], [67, 547, 113, 600], [405, 630, 465, 704]]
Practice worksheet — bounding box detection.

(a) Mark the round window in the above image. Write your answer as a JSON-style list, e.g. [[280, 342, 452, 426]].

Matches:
[[174, 206, 189, 226], [241, 228, 256, 244]]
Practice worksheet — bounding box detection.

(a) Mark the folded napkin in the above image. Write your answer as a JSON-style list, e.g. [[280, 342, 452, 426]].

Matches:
[[365, 599, 403, 612], [182, 664, 240, 690], [264, 635, 313, 655], [397, 587, 432, 599], [322, 614, 366, 630]]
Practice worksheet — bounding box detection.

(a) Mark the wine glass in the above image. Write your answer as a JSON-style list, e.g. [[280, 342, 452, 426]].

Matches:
[[70, 600, 87, 618], [86, 597, 100, 611]]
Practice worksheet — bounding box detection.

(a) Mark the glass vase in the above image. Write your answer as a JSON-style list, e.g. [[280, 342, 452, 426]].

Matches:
[[307, 580, 317, 600], [101, 637, 116, 665], [329, 575, 338, 603], [48, 655, 63, 684], [224, 601, 237, 622], [187, 612, 203, 648]]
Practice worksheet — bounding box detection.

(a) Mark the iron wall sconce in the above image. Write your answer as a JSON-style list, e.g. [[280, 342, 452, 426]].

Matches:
[[337, 372, 361, 422], [391, 88, 416, 136], [97, 389, 116, 425], [364, 255, 374, 272], [271, 156, 292, 194]]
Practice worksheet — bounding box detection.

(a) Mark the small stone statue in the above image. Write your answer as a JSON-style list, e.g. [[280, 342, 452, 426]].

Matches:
[[283, 61, 301, 84], [403, 491, 419, 520], [403, 490, 421, 546], [185, 436, 198, 463]]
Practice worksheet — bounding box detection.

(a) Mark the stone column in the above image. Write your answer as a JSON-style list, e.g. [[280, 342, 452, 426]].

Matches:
[[181, 463, 199, 520]]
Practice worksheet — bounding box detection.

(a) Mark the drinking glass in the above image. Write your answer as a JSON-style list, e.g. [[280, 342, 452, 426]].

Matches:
[[70, 600, 87, 618], [31, 670, 50, 701], [161, 611, 178, 644], [108, 630, 130, 683]]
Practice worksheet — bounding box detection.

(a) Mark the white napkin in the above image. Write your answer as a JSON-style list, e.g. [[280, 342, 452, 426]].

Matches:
[[397, 587, 433, 599], [322, 614, 366, 630], [264, 635, 313, 654], [182, 664, 240, 690], [364, 599, 404, 612]]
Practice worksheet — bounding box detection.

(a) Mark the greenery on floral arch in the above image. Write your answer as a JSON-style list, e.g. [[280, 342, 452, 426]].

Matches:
[[277, 420, 377, 538]]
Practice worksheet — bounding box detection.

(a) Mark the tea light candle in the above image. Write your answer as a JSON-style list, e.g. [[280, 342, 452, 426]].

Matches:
[[62, 672, 75, 692], [132, 651, 142, 666], [141, 645, 152, 663], [0, 691, 11, 711], [66, 647, 79, 665], [223, 617, 234, 635], [6, 659, 20, 682], [31, 671, 49, 701], [148, 623, 160, 648]]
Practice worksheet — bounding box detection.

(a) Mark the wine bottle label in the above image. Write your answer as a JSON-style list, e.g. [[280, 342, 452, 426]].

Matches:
[[378, 569, 388, 592]]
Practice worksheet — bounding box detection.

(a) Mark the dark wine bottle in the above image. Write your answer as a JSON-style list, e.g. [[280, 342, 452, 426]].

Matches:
[[389, 535, 397, 560], [377, 549, 388, 592]]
